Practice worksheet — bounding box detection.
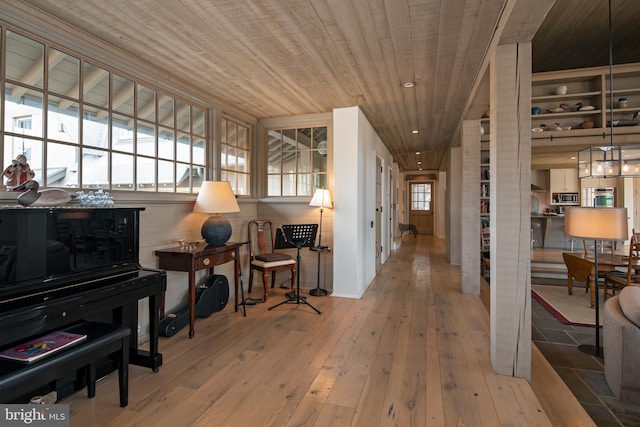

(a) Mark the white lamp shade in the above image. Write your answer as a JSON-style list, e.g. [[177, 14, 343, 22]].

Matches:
[[564, 207, 628, 240], [193, 181, 240, 214], [309, 188, 332, 209]]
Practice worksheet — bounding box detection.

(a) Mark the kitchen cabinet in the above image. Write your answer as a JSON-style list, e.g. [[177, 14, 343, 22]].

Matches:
[[550, 168, 579, 193]]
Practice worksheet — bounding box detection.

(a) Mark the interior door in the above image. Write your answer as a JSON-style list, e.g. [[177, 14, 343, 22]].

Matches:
[[409, 181, 434, 235], [375, 156, 382, 270]]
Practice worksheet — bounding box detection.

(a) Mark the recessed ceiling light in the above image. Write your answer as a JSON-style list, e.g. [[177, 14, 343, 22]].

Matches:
[[402, 82, 416, 88], [418, 161, 422, 165], [411, 130, 419, 134], [570, 156, 577, 160], [415, 151, 420, 155]]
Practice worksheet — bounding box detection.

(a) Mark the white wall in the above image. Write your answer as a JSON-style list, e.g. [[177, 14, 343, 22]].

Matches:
[[332, 106, 394, 299]]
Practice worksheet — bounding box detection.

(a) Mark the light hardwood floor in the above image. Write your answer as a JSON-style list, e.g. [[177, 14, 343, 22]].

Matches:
[[65, 236, 588, 426]]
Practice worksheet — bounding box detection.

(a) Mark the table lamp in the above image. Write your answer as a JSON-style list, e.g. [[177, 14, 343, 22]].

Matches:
[[309, 188, 332, 249], [564, 206, 628, 356], [193, 181, 240, 246]]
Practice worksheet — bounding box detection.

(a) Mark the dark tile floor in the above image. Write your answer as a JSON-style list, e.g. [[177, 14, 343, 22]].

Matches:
[[532, 296, 640, 426]]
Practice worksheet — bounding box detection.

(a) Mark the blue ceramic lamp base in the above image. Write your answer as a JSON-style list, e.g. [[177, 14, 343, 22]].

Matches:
[[201, 214, 232, 246]]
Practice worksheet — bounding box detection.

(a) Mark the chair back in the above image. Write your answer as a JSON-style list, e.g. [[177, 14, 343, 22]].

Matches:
[[583, 239, 617, 254], [622, 233, 640, 285], [248, 220, 275, 260], [562, 252, 592, 282]]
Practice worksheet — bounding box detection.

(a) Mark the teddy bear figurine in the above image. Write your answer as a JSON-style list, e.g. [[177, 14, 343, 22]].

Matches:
[[3, 154, 35, 191]]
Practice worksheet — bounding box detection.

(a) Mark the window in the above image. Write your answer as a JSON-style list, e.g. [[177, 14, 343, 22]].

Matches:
[[411, 183, 431, 210], [266, 126, 328, 196], [2, 28, 207, 193], [220, 117, 250, 196]]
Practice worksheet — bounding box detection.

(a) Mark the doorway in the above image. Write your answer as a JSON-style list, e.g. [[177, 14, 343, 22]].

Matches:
[[409, 181, 434, 235]]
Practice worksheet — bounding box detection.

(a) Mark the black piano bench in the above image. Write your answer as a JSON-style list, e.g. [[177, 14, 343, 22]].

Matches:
[[0, 322, 131, 407]]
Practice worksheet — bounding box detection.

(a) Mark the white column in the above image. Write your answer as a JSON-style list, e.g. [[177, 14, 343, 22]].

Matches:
[[461, 120, 481, 293], [489, 42, 532, 379]]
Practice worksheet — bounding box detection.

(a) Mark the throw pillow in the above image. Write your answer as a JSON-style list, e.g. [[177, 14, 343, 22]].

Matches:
[[619, 286, 640, 328]]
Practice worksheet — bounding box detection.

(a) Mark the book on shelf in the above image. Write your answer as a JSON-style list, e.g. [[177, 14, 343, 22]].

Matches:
[[0, 330, 87, 363]]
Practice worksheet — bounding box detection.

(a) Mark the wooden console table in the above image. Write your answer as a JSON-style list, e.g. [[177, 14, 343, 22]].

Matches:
[[155, 242, 241, 338]]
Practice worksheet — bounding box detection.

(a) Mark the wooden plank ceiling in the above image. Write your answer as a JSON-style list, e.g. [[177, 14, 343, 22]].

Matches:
[[13, 0, 640, 171]]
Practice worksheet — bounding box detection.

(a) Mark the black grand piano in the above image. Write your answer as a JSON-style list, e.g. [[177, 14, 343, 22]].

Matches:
[[0, 206, 165, 400]]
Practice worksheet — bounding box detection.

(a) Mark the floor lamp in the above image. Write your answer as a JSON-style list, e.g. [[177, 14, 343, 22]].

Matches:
[[309, 188, 332, 296], [564, 206, 628, 357]]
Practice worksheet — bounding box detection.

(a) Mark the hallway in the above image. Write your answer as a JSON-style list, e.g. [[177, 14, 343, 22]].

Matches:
[[65, 236, 580, 426]]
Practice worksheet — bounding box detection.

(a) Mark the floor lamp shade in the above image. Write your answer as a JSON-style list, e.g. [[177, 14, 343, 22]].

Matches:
[[193, 181, 240, 246], [564, 207, 628, 241]]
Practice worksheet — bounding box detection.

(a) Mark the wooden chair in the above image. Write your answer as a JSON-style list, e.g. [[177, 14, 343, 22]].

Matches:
[[562, 252, 594, 308], [247, 220, 297, 301], [603, 234, 640, 299]]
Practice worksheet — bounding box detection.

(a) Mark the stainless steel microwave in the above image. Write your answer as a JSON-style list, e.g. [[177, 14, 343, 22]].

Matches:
[[552, 192, 579, 205]]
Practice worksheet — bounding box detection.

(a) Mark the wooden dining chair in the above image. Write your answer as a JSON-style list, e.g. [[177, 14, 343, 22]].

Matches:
[[603, 234, 640, 299], [562, 252, 594, 308], [247, 220, 297, 301]]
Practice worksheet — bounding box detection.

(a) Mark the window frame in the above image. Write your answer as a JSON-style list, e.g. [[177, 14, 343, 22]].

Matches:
[[263, 123, 330, 198], [1, 26, 209, 194]]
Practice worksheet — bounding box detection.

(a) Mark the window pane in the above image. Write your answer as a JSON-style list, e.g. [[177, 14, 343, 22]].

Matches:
[[47, 142, 78, 187], [282, 129, 296, 151], [158, 93, 174, 127], [227, 122, 237, 146], [82, 105, 109, 148], [112, 74, 134, 115], [312, 150, 327, 173], [176, 100, 189, 132], [282, 173, 296, 196], [268, 149, 282, 174], [220, 144, 227, 169], [112, 113, 133, 153], [137, 84, 155, 121], [158, 127, 175, 160], [297, 150, 312, 173], [3, 137, 42, 188], [137, 122, 155, 156], [193, 107, 205, 137], [137, 156, 155, 191], [313, 173, 328, 190], [83, 62, 109, 107], [297, 174, 312, 196], [176, 132, 190, 162], [193, 137, 205, 165], [5, 83, 43, 138], [176, 163, 191, 192], [6, 31, 43, 88], [268, 175, 281, 196], [158, 159, 174, 192], [237, 149, 248, 173], [237, 126, 247, 149], [48, 95, 79, 143], [297, 128, 312, 150], [237, 172, 249, 196], [48, 48, 79, 97], [112, 152, 134, 190], [227, 146, 237, 170], [82, 147, 108, 188]]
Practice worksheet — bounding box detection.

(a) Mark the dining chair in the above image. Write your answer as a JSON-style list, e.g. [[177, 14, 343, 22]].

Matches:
[[603, 233, 640, 299], [562, 252, 594, 308], [247, 219, 297, 301]]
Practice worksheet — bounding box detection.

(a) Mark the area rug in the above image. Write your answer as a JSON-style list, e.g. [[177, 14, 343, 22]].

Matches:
[[531, 284, 606, 327]]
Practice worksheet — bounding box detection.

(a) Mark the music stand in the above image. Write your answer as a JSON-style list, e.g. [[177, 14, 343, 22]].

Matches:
[[269, 224, 321, 314]]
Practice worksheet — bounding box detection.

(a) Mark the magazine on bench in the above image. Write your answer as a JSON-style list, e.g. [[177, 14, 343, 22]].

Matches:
[[0, 330, 87, 363]]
